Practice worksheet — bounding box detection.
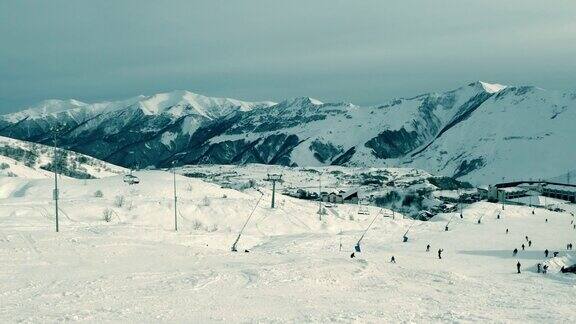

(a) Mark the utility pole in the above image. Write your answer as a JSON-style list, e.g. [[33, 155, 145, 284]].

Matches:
[[53, 130, 59, 233], [458, 188, 463, 218], [317, 172, 323, 219], [51, 125, 66, 232], [172, 161, 178, 231], [266, 174, 282, 208]]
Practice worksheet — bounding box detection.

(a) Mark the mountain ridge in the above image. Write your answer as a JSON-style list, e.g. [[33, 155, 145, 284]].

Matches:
[[1, 81, 573, 185]]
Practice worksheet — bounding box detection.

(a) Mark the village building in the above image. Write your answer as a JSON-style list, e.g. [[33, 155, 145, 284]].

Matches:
[[320, 188, 359, 205], [540, 183, 576, 203]]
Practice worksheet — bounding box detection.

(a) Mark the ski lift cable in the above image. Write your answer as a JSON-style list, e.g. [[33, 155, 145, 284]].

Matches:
[[446, 213, 456, 226], [356, 208, 384, 245], [231, 190, 265, 251], [404, 222, 416, 236]]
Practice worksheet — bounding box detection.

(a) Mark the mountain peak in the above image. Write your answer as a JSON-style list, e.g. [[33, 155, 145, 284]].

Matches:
[[281, 97, 324, 107], [469, 81, 507, 94], [3, 99, 88, 121]]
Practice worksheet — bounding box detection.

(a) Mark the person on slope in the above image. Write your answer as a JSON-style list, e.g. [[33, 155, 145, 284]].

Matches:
[[513, 248, 518, 256], [438, 249, 443, 259], [390, 256, 396, 263], [544, 249, 549, 258], [506, 228, 509, 234], [553, 251, 559, 258], [521, 244, 525, 251], [350, 252, 355, 259], [543, 264, 549, 274], [517, 261, 521, 274], [525, 236, 529, 242], [426, 244, 431, 252], [528, 240, 532, 247], [537, 263, 542, 273]]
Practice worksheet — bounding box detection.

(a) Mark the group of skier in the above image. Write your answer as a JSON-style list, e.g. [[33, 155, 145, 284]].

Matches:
[[513, 233, 575, 275], [351, 205, 574, 276]]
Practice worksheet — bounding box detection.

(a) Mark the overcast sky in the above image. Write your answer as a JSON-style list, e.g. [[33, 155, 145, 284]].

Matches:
[[1, 0, 575, 113]]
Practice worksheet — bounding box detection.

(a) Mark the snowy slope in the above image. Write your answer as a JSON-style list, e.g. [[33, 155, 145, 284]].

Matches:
[[0, 170, 575, 322], [0, 136, 126, 179], [408, 86, 576, 184]]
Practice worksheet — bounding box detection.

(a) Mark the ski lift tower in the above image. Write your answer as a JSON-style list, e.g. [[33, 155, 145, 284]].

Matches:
[[266, 174, 282, 208]]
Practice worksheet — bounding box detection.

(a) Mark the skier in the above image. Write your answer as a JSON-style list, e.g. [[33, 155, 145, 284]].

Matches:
[[543, 264, 549, 274], [525, 236, 529, 242], [544, 249, 549, 258], [553, 251, 559, 257], [516, 261, 521, 274], [532, 210, 535, 215], [545, 218, 548, 223], [537, 263, 542, 273], [445, 225, 449, 231], [426, 244, 431, 252], [506, 228, 509, 234], [528, 240, 532, 247], [350, 252, 355, 259], [521, 244, 525, 251], [513, 248, 518, 256], [438, 249, 443, 259], [497, 214, 500, 219], [390, 256, 396, 263], [477, 218, 481, 224]]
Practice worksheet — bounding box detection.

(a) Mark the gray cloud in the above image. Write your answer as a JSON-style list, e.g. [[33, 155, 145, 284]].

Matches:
[[1, 0, 575, 112]]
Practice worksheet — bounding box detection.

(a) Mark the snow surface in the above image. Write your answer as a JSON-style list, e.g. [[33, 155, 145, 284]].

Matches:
[[1, 170, 575, 322], [479, 81, 507, 94]]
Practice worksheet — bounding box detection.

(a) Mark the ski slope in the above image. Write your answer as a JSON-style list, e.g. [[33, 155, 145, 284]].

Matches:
[[0, 171, 575, 322]]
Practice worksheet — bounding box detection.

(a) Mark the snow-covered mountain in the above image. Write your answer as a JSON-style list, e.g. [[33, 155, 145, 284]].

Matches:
[[1, 82, 574, 184], [407, 86, 576, 184], [0, 91, 274, 168]]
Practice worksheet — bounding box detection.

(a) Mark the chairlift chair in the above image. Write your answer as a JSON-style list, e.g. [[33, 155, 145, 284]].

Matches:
[[354, 243, 361, 253], [358, 207, 370, 215], [123, 174, 140, 185]]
